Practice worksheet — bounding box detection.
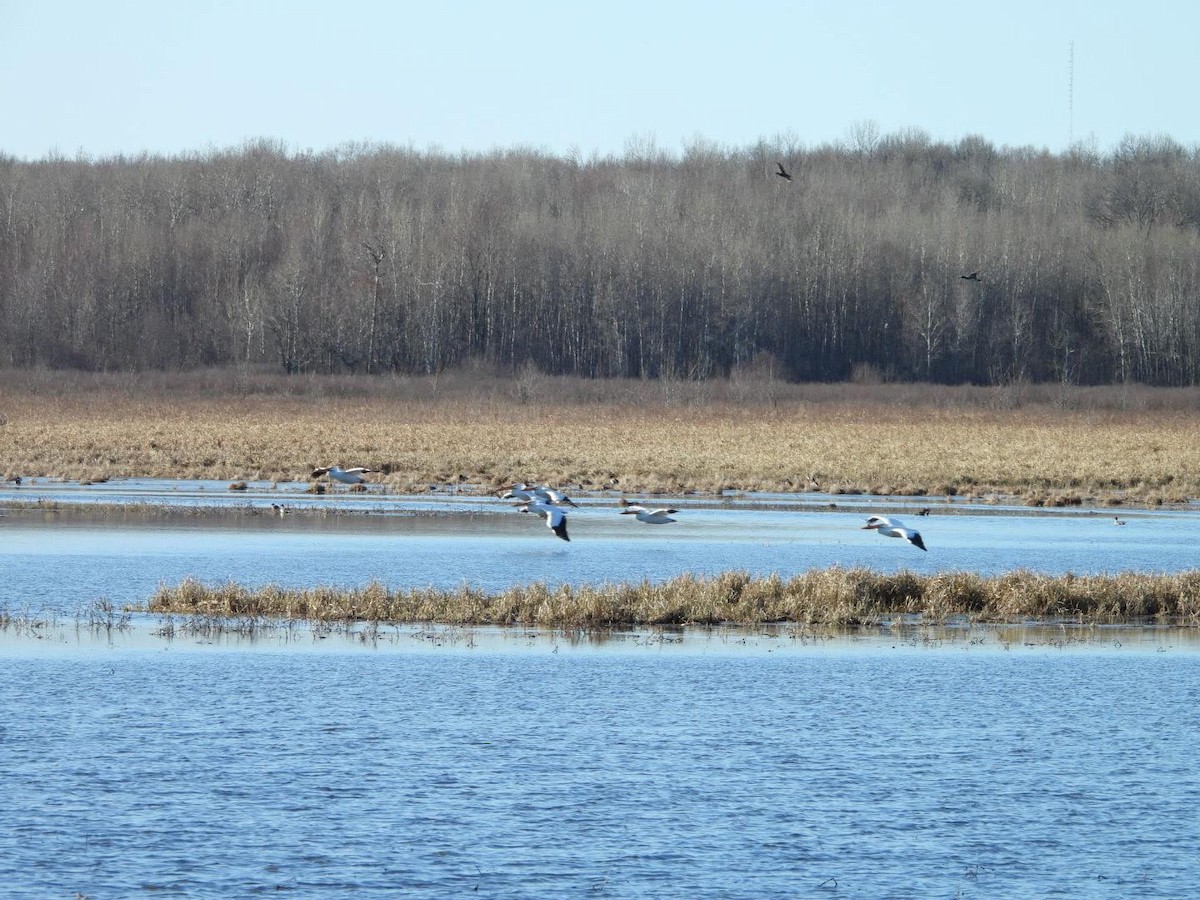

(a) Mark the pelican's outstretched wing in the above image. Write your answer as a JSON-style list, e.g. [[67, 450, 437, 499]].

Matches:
[[520, 501, 570, 541]]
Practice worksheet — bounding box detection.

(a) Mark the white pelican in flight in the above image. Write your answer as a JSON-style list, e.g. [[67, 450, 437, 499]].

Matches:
[[311, 465, 375, 485], [519, 501, 570, 541], [862, 515, 926, 551], [533, 484, 579, 507], [500, 483, 537, 502], [620, 505, 678, 524]]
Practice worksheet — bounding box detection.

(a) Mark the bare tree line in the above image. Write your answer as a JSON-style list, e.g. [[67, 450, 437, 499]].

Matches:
[[2, 131, 1199, 384]]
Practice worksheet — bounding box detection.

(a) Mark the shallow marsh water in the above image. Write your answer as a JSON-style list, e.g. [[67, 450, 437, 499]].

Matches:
[[2, 479, 1199, 897], [3, 477, 1197, 615]]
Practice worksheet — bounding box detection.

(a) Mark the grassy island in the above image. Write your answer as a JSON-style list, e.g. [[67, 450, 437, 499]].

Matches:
[[148, 569, 1200, 629]]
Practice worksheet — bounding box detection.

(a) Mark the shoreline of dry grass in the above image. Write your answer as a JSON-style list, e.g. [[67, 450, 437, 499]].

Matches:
[[145, 569, 1200, 629], [4, 369, 1200, 507]]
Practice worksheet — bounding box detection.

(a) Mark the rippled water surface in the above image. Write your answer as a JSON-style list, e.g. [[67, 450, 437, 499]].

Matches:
[[2, 480, 1199, 897], [3, 633, 1198, 898]]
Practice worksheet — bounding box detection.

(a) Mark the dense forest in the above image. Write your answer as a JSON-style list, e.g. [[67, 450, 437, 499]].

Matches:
[[2, 130, 1199, 385]]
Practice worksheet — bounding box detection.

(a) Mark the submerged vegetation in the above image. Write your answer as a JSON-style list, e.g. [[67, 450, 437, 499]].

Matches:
[[3, 372, 1200, 505], [148, 569, 1200, 628]]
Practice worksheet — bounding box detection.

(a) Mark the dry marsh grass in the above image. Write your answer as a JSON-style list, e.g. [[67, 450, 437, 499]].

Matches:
[[4, 369, 1200, 504], [148, 569, 1200, 628]]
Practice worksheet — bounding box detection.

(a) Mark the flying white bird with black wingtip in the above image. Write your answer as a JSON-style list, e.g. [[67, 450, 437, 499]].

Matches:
[[862, 515, 927, 551], [311, 465, 375, 485], [500, 483, 538, 502], [519, 501, 570, 541], [533, 484, 579, 507], [620, 504, 679, 524]]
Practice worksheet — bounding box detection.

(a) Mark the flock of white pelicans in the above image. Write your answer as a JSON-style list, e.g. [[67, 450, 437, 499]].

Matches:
[[507, 482, 930, 549], [496, 482, 686, 542], [310, 466, 932, 549]]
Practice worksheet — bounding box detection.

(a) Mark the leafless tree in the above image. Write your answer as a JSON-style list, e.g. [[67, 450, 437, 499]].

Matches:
[[1, 134, 1199, 384]]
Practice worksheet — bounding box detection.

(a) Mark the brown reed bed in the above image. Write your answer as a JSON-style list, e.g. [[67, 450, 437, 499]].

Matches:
[[4, 369, 1200, 505], [146, 569, 1200, 629]]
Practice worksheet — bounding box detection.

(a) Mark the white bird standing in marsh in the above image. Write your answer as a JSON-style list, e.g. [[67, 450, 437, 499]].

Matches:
[[311, 465, 375, 485], [620, 504, 679, 524], [519, 501, 570, 541], [862, 515, 927, 551]]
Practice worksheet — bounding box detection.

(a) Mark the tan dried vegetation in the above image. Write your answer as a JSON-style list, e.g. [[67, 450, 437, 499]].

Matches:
[[3, 368, 1200, 505], [149, 569, 1200, 628]]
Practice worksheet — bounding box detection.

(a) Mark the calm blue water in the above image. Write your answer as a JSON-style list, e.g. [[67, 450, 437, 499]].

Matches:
[[2, 481, 1199, 897]]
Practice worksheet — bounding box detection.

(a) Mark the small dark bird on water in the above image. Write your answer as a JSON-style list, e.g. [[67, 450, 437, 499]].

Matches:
[[916, 507, 931, 517], [776, 161, 792, 182], [961, 271, 982, 282]]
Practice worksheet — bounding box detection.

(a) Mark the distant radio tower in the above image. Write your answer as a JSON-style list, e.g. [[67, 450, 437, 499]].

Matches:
[[1067, 41, 1074, 146]]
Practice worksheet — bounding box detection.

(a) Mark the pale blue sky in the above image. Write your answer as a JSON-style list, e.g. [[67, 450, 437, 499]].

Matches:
[[2, 0, 1196, 161]]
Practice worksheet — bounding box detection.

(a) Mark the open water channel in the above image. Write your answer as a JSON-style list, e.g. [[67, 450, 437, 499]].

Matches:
[[2, 479, 1198, 897]]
